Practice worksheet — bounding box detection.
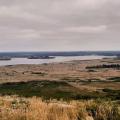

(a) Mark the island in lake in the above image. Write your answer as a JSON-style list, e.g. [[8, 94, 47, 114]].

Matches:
[[0, 57, 11, 61], [27, 56, 55, 59]]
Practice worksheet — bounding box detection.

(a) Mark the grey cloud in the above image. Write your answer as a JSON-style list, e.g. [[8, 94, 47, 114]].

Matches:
[[0, 0, 120, 51]]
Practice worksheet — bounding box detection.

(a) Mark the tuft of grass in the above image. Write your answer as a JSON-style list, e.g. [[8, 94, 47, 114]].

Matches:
[[0, 96, 120, 120], [108, 77, 120, 82], [31, 72, 47, 76]]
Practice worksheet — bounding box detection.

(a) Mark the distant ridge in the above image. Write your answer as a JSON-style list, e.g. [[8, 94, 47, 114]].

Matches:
[[0, 51, 119, 58]]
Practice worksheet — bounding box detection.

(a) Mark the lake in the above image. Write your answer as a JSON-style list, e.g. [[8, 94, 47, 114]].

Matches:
[[0, 55, 115, 66]]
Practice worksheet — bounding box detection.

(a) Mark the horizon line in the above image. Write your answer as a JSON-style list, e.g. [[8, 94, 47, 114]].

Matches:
[[0, 50, 120, 53]]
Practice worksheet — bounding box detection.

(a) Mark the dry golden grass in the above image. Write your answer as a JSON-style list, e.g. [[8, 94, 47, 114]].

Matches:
[[0, 96, 119, 120], [0, 58, 120, 83]]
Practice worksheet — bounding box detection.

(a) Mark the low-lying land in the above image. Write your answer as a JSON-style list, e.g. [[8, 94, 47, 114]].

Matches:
[[0, 58, 120, 119], [0, 58, 119, 99], [0, 58, 120, 83]]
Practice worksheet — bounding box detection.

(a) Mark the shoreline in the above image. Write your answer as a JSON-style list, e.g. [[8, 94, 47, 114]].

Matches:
[[0, 55, 116, 67], [0, 57, 119, 83]]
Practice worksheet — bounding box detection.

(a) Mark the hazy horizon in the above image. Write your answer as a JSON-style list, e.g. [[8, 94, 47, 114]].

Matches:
[[0, 50, 120, 52]]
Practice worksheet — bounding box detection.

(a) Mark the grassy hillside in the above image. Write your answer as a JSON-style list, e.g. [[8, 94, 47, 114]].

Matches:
[[0, 96, 119, 120], [0, 80, 120, 100], [0, 81, 120, 100]]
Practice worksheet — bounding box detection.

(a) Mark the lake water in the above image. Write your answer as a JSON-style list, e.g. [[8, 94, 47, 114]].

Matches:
[[0, 55, 115, 66]]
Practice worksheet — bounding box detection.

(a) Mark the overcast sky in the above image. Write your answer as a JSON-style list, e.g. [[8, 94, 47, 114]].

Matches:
[[0, 0, 120, 51]]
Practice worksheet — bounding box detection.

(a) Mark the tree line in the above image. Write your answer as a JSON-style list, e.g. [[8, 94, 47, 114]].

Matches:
[[86, 64, 120, 69]]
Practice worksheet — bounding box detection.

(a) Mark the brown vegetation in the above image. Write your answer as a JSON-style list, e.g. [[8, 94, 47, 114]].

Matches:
[[0, 58, 120, 83], [0, 96, 120, 120]]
